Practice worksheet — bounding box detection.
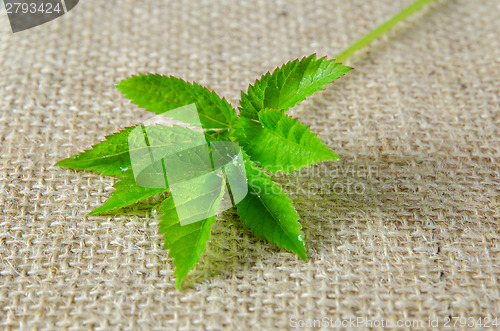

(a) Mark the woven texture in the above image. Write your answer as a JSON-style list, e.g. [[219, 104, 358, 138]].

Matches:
[[1, 0, 499, 329]]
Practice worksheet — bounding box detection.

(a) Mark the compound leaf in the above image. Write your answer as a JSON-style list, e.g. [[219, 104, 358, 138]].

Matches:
[[116, 74, 238, 129], [56, 53, 352, 290], [239, 54, 352, 119], [235, 154, 307, 260], [233, 108, 339, 173]]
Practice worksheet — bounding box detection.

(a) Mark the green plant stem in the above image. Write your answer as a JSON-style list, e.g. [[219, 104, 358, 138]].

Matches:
[[336, 0, 434, 62]]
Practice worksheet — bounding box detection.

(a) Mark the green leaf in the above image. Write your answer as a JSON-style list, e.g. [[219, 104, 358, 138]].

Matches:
[[233, 108, 339, 173], [55, 127, 135, 177], [56, 124, 206, 177], [239, 54, 352, 119], [235, 154, 307, 260], [116, 73, 238, 129], [89, 168, 168, 215], [159, 174, 226, 290]]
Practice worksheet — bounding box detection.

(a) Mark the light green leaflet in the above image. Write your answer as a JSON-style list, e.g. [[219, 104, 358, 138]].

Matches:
[[57, 55, 351, 289], [89, 168, 168, 215], [234, 108, 339, 173], [239, 54, 352, 119], [55, 126, 135, 177], [235, 153, 307, 260], [159, 174, 226, 290], [116, 74, 238, 129]]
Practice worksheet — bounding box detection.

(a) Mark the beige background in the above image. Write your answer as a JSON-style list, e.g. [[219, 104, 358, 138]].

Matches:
[[0, 0, 499, 329]]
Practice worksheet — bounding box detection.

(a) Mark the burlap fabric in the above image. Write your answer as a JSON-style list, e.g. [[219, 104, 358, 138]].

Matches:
[[1, 0, 499, 329]]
